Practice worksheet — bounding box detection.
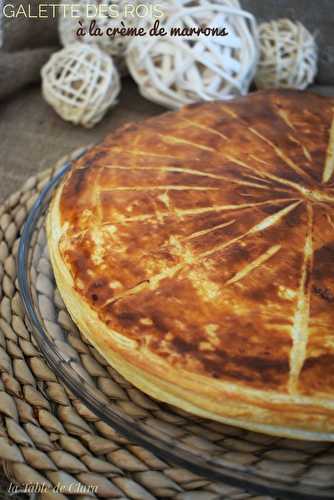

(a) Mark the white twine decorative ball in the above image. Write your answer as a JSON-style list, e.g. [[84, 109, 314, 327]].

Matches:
[[126, 0, 258, 109], [41, 43, 121, 128], [255, 18, 318, 90], [58, 0, 152, 64]]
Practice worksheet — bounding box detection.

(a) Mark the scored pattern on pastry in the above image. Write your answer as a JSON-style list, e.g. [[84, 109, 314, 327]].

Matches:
[[323, 114, 334, 183], [289, 202, 313, 394], [50, 90, 334, 436]]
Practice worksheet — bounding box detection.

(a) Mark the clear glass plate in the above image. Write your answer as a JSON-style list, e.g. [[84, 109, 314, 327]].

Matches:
[[18, 158, 334, 500]]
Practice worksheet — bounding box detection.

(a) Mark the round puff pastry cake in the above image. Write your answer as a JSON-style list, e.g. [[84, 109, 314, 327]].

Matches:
[[47, 90, 334, 440]]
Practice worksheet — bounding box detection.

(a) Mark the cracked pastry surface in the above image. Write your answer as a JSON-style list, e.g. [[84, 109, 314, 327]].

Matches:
[[47, 90, 334, 440]]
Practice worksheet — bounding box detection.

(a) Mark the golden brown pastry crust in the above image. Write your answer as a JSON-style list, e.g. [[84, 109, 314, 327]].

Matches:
[[47, 90, 334, 439]]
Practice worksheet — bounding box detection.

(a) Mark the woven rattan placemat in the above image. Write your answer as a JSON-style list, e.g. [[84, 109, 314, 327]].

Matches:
[[0, 155, 276, 500]]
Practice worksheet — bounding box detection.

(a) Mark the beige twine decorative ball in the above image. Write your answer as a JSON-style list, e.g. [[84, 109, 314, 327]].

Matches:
[[126, 0, 258, 109], [255, 18, 318, 90], [58, 0, 152, 66], [41, 43, 121, 127]]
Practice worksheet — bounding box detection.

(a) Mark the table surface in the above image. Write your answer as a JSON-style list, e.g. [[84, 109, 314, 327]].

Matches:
[[0, 78, 164, 203], [2, 81, 334, 205]]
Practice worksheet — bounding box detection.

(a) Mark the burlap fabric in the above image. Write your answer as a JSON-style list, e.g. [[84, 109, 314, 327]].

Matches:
[[0, 80, 164, 202], [0, 1, 59, 99], [1, 81, 334, 205]]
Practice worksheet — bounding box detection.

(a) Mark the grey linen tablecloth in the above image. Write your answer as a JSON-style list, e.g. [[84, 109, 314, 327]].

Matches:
[[0, 79, 163, 202], [0, 80, 333, 205]]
